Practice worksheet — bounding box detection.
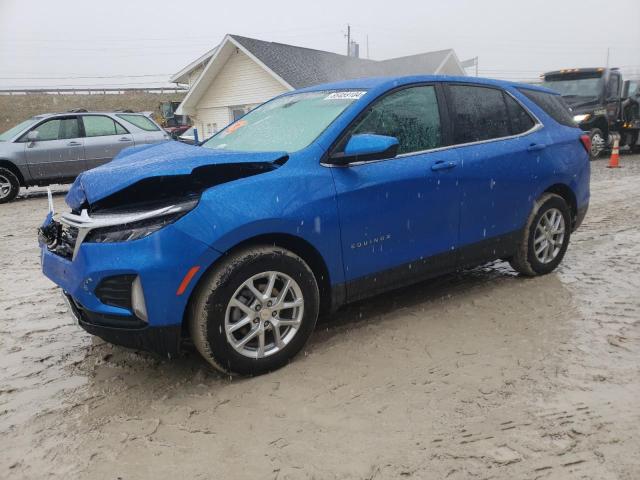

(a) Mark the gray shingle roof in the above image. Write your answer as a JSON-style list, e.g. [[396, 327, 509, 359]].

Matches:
[[229, 35, 455, 89]]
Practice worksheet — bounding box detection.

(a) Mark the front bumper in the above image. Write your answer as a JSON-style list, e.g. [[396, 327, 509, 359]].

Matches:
[[41, 221, 221, 356], [64, 293, 182, 357]]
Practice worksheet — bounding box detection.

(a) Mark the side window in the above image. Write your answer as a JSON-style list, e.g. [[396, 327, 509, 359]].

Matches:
[[504, 94, 535, 134], [518, 88, 575, 127], [115, 122, 128, 135], [59, 118, 80, 140], [33, 119, 62, 141], [116, 114, 157, 132], [606, 74, 620, 100], [349, 85, 442, 155], [447, 85, 510, 144], [82, 116, 120, 137]]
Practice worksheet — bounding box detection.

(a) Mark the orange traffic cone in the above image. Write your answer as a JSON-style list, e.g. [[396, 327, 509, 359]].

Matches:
[[607, 134, 621, 168]]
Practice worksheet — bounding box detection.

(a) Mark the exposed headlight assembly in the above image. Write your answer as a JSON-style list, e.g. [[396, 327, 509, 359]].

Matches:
[[573, 113, 591, 124], [85, 211, 187, 243], [58, 198, 198, 259]]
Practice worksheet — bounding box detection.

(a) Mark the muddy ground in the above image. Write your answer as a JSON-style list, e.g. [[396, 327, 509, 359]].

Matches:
[[1, 155, 639, 479]]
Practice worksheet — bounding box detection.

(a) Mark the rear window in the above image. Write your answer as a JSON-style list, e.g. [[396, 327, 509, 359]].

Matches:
[[117, 114, 160, 131], [517, 88, 575, 127], [83, 115, 128, 137]]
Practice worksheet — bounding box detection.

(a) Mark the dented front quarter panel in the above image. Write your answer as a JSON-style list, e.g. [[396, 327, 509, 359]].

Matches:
[[173, 143, 345, 286]]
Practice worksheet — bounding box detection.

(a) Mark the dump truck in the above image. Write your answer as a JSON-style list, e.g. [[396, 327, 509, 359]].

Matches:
[[541, 68, 640, 158]]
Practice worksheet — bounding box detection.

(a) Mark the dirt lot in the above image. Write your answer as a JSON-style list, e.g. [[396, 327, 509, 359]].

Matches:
[[1, 155, 639, 480]]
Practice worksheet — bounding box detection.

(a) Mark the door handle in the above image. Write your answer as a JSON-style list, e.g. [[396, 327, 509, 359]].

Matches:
[[118, 137, 132, 142], [527, 143, 547, 152], [67, 141, 82, 146], [431, 160, 458, 171]]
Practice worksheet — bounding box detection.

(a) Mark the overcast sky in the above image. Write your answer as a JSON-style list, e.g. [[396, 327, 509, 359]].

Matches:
[[0, 0, 638, 90]]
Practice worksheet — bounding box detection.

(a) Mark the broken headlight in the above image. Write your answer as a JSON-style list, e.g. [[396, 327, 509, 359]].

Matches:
[[83, 198, 198, 243]]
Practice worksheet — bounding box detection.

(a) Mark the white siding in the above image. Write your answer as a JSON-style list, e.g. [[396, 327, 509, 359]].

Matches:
[[198, 49, 288, 109], [194, 107, 228, 139], [188, 49, 289, 139]]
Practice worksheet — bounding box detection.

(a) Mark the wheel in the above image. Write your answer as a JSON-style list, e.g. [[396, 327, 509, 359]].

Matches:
[[589, 128, 605, 160], [189, 246, 320, 376], [0, 167, 20, 204], [509, 193, 571, 276]]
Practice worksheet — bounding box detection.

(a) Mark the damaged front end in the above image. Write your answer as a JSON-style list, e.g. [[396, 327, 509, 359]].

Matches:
[[41, 141, 288, 261], [38, 141, 289, 358], [40, 198, 198, 261]]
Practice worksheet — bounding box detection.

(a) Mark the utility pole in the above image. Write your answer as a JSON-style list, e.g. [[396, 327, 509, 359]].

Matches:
[[346, 24, 351, 56]]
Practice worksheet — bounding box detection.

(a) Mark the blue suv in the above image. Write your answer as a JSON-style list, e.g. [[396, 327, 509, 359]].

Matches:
[[39, 76, 590, 375]]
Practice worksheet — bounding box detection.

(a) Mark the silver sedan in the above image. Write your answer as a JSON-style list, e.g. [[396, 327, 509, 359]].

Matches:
[[0, 111, 169, 203]]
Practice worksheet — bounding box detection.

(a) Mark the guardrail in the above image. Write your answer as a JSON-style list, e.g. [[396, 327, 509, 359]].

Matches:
[[0, 87, 188, 95]]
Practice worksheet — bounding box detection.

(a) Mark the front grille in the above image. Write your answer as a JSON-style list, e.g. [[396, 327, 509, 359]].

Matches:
[[95, 275, 136, 311]]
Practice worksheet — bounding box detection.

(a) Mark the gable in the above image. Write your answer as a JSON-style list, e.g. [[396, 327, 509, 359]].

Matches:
[[436, 54, 465, 75], [175, 34, 466, 116], [197, 48, 289, 109]]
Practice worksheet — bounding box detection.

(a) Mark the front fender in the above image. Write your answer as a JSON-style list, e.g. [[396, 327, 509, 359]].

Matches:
[[173, 157, 345, 286]]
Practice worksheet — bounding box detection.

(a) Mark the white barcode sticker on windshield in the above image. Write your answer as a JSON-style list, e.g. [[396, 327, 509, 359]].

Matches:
[[324, 91, 367, 100]]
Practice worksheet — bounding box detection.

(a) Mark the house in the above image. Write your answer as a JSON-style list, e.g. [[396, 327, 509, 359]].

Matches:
[[171, 34, 466, 138]]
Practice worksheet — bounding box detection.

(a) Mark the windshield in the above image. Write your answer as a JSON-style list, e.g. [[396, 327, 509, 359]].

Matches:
[[0, 118, 37, 142], [542, 76, 602, 100], [202, 90, 366, 153]]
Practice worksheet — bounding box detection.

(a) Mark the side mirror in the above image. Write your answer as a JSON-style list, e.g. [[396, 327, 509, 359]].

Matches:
[[26, 130, 39, 143], [330, 134, 399, 165]]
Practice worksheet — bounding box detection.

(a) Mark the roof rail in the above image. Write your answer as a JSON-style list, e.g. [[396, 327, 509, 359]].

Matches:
[[67, 108, 88, 112]]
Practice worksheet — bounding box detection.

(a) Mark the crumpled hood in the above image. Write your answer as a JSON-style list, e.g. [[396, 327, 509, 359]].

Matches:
[[66, 141, 287, 210]]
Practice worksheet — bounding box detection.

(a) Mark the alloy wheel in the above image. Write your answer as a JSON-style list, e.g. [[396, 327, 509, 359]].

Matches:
[[533, 208, 565, 264], [224, 271, 304, 359], [0, 174, 12, 199], [591, 132, 604, 157]]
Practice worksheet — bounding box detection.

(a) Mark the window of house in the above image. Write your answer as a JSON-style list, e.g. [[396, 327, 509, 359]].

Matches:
[[518, 88, 575, 127], [83, 116, 126, 137], [230, 106, 252, 122], [504, 94, 535, 134], [348, 85, 442, 155], [447, 85, 511, 144], [206, 123, 218, 137]]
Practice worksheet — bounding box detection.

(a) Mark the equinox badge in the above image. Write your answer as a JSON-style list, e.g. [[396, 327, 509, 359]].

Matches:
[[351, 234, 392, 249]]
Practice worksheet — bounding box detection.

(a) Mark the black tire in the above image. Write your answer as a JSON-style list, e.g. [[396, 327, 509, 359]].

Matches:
[[188, 246, 320, 376], [589, 128, 605, 160], [509, 193, 571, 276], [0, 167, 20, 204]]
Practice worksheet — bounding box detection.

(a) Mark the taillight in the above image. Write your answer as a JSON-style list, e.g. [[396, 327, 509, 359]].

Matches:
[[580, 134, 591, 153]]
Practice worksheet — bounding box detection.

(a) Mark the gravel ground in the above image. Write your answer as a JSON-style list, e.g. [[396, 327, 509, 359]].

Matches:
[[1, 155, 639, 479]]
